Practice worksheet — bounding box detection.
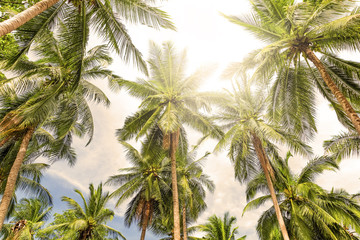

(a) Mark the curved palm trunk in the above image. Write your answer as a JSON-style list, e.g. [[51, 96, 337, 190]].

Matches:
[[182, 204, 187, 240], [170, 131, 181, 240], [0, 128, 34, 230], [0, 0, 60, 37], [305, 48, 360, 135], [251, 133, 290, 240], [140, 201, 151, 240]]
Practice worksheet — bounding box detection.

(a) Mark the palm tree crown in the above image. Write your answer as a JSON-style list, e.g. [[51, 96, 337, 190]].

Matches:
[[244, 152, 360, 239], [224, 0, 360, 136], [0, 198, 52, 239], [42, 183, 126, 239], [194, 212, 246, 240], [106, 139, 169, 240]]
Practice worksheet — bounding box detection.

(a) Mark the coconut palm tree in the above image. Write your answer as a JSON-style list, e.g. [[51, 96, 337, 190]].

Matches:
[[176, 148, 215, 240], [117, 41, 222, 240], [244, 152, 360, 239], [0, 0, 174, 77], [0, 198, 52, 239], [106, 135, 170, 240], [41, 183, 126, 239], [192, 212, 246, 240], [0, 27, 117, 228], [0, 140, 52, 219], [214, 79, 311, 240], [223, 0, 360, 135]]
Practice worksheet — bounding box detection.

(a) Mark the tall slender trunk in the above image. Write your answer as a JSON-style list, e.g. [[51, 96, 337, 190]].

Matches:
[[140, 201, 151, 240], [0, 0, 60, 37], [305, 48, 360, 135], [182, 204, 187, 240], [0, 128, 34, 230], [170, 131, 181, 240], [251, 133, 290, 240]]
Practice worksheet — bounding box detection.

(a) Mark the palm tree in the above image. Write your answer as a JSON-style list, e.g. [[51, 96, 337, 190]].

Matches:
[[41, 183, 125, 239], [0, 0, 174, 77], [0, 28, 116, 228], [106, 137, 169, 240], [0, 198, 52, 239], [244, 152, 360, 239], [117, 41, 222, 240], [193, 212, 246, 240], [214, 79, 311, 240], [223, 0, 360, 135], [176, 148, 215, 240], [0, 140, 53, 218]]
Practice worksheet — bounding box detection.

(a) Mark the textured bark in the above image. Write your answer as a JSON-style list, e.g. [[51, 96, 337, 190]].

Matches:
[[251, 133, 290, 240], [182, 204, 188, 240], [0, 0, 60, 37], [140, 201, 151, 240], [170, 131, 181, 240], [305, 48, 360, 135], [0, 128, 34, 230]]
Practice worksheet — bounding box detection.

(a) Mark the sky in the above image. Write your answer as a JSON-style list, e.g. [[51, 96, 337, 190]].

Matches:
[[21, 0, 360, 239]]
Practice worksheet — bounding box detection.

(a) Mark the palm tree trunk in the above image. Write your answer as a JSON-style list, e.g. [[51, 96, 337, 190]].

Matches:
[[0, 0, 60, 37], [170, 131, 181, 240], [305, 48, 360, 135], [140, 201, 151, 240], [251, 133, 290, 240], [182, 204, 188, 240], [0, 128, 34, 230]]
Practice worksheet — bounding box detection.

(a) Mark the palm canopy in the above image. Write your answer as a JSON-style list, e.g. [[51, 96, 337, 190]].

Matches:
[[106, 138, 170, 229], [41, 183, 126, 239], [117, 41, 222, 141], [176, 148, 215, 222], [224, 0, 360, 136], [0, 198, 52, 239], [0, 140, 52, 215], [2, 0, 175, 77], [0, 25, 116, 147], [192, 212, 246, 240], [244, 152, 360, 240], [214, 79, 311, 183]]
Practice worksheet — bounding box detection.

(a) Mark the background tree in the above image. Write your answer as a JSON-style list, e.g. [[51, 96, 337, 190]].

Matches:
[[0, 139, 52, 219], [192, 212, 246, 240], [214, 79, 311, 240], [106, 137, 169, 240], [41, 183, 126, 239], [117, 41, 222, 240], [0, 198, 52, 239], [244, 152, 360, 239], [176, 148, 215, 240]]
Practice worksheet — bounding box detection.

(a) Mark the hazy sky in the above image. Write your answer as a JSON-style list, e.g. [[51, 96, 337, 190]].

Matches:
[[34, 0, 360, 239]]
